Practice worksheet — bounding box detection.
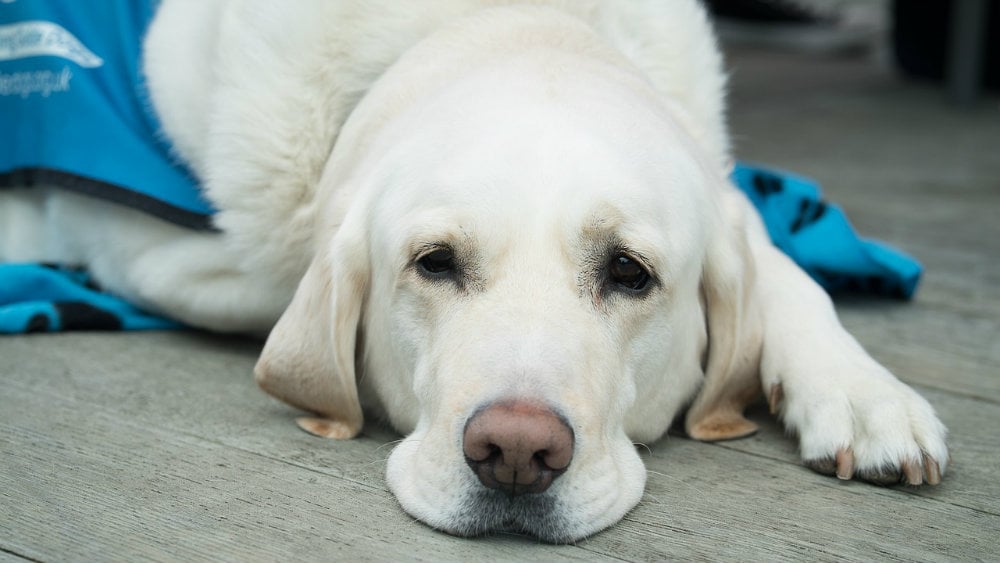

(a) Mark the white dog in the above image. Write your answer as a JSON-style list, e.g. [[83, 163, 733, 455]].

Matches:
[[1, 0, 948, 542]]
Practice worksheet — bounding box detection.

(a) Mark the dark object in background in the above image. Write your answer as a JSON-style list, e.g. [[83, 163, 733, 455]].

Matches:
[[704, 0, 998, 100], [892, 0, 998, 92], [702, 0, 876, 55], [702, 0, 832, 24]]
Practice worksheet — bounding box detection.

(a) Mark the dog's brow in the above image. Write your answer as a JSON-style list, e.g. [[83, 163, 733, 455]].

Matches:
[[579, 208, 633, 253], [405, 228, 469, 261], [581, 206, 626, 240], [578, 207, 660, 280]]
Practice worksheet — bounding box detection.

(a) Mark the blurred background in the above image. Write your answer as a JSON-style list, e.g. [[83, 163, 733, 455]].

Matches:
[[707, 0, 998, 104], [703, 0, 998, 319], [703, 2, 998, 473]]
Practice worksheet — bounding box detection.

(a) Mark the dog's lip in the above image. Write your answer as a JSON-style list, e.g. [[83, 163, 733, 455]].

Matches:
[[430, 487, 583, 543]]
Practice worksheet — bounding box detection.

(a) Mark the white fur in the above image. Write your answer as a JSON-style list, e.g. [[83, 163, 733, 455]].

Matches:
[[0, 0, 947, 543]]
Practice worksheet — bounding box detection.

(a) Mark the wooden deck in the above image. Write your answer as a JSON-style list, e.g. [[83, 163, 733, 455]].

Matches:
[[2, 48, 998, 562]]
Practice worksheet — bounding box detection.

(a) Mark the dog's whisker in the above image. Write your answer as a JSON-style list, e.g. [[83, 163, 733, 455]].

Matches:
[[372, 438, 406, 455], [367, 437, 422, 468], [645, 469, 707, 497], [364, 456, 391, 469], [640, 490, 663, 504], [367, 438, 412, 467], [634, 441, 654, 456]]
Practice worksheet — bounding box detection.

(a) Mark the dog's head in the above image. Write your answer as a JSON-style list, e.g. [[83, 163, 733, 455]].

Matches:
[[255, 8, 759, 543]]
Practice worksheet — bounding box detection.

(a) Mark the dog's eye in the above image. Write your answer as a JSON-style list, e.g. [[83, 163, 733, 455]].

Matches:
[[417, 247, 456, 276], [608, 254, 650, 292]]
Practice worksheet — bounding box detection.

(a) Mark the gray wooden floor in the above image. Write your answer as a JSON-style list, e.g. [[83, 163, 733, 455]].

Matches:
[[2, 47, 998, 562]]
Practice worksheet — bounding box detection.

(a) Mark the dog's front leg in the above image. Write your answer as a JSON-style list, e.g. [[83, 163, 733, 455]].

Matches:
[[741, 196, 949, 485]]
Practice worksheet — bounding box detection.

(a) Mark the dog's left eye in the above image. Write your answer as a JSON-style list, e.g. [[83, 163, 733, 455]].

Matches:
[[608, 254, 651, 292], [417, 247, 456, 276]]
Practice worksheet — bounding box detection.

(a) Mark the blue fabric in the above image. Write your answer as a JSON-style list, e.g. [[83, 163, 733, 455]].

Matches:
[[0, 264, 180, 333], [731, 162, 922, 299], [0, 0, 215, 229]]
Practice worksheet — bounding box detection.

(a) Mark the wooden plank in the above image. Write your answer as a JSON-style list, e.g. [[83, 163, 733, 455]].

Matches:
[[835, 302, 1000, 401], [3, 371, 996, 562], [2, 333, 997, 561], [0, 333, 393, 491], [7, 325, 990, 508], [706, 388, 1000, 516], [0, 386, 619, 563], [0, 550, 34, 563], [833, 182, 1000, 322], [907, 247, 1000, 320], [610, 439, 998, 563]]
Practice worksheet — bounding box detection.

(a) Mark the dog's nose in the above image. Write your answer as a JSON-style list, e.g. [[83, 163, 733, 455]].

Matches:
[[462, 400, 574, 496]]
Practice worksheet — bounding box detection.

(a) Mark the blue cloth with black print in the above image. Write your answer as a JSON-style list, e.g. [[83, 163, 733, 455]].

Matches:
[[0, 1, 922, 333], [732, 163, 922, 300], [0, 264, 180, 332]]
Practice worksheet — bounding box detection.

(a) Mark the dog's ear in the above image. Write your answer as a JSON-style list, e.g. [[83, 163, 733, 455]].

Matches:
[[685, 189, 763, 442], [254, 223, 368, 440]]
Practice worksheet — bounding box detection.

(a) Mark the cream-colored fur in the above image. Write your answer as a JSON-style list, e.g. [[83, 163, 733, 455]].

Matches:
[[0, 0, 947, 543]]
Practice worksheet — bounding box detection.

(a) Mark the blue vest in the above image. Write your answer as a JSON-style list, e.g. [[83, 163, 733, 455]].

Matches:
[[0, 0, 215, 229]]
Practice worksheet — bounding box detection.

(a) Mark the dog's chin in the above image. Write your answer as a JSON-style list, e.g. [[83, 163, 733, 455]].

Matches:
[[437, 490, 578, 543], [409, 488, 635, 544], [386, 434, 647, 543]]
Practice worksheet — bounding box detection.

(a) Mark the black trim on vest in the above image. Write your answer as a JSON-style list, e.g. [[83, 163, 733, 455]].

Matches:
[[0, 167, 218, 232]]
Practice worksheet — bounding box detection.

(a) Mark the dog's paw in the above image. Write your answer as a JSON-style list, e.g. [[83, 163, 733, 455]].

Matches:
[[768, 363, 948, 486]]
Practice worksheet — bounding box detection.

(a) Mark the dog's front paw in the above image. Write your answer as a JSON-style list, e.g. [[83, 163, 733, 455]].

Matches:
[[768, 364, 949, 486]]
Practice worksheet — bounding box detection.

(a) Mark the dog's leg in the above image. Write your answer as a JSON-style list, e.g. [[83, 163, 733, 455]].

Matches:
[[100, 232, 293, 334], [6, 189, 290, 333], [0, 187, 67, 263], [87, 216, 293, 334], [738, 192, 948, 486]]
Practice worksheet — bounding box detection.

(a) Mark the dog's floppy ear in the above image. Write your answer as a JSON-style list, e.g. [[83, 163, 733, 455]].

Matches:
[[254, 223, 368, 440], [685, 189, 763, 442]]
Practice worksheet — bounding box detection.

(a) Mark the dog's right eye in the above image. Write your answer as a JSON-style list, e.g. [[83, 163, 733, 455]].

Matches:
[[417, 247, 456, 277], [608, 254, 650, 291]]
